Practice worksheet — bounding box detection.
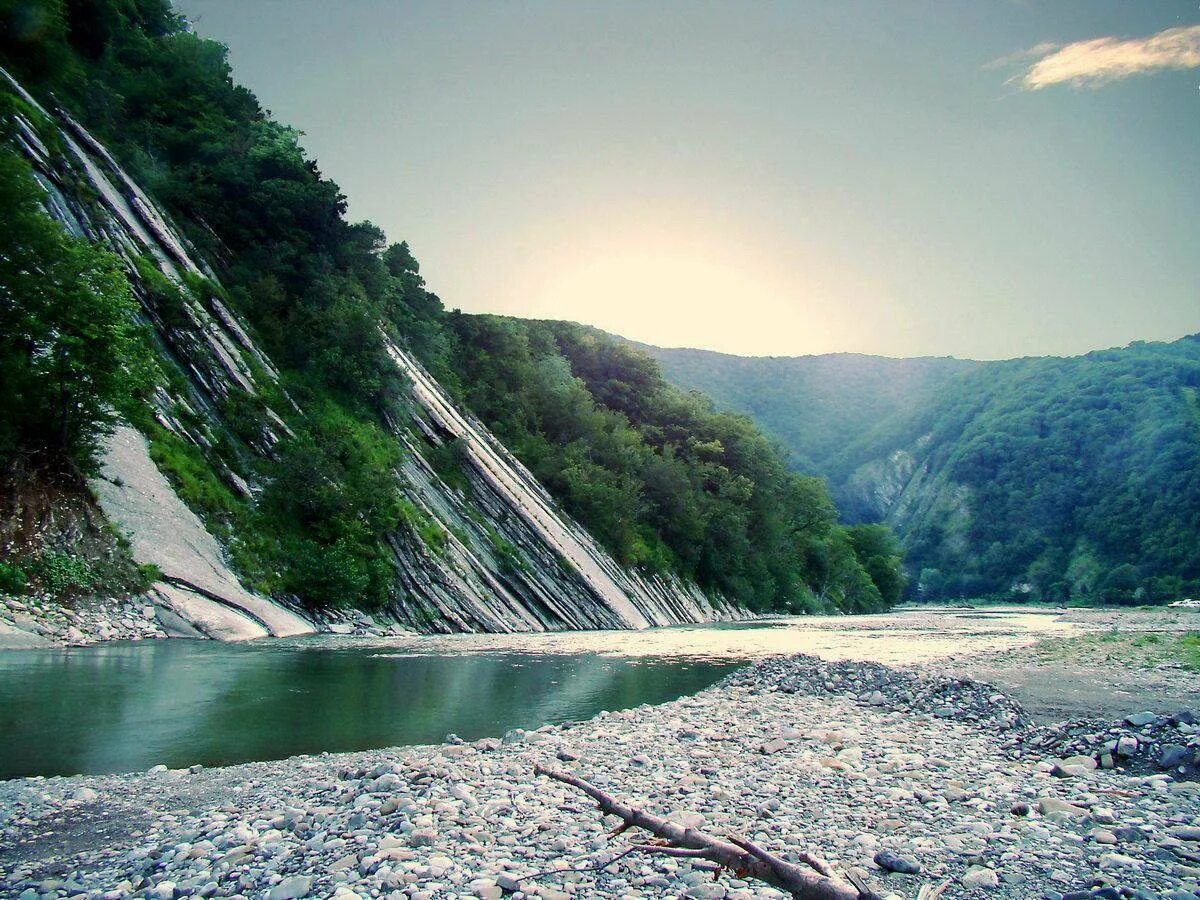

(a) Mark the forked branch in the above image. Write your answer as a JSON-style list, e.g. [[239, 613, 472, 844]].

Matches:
[[533, 765, 881, 900]]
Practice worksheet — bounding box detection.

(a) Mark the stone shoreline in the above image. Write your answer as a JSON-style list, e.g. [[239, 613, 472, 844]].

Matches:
[[0, 594, 171, 648], [2, 655, 1199, 900], [0, 593, 412, 650]]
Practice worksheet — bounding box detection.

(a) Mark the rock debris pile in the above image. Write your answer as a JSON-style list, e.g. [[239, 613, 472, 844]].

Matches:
[[732, 654, 1030, 730], [0, 595, 168, 647], [1013, 711, 1200, 782]]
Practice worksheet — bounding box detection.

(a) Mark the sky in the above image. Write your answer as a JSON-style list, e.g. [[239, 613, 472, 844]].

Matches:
[[177, 1, 1200, 360]]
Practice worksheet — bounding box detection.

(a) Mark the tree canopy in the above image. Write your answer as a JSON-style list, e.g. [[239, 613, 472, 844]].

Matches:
[[649, 336, 1200, 605]]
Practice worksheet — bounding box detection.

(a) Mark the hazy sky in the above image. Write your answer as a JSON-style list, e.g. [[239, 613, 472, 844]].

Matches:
[[177, 1, 1199, 360]]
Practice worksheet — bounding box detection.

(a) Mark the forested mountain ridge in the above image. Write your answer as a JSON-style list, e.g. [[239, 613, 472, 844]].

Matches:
[[646, 336, 1200, 604], [631, 344, 980, 480], [0, 0, 899, 627]]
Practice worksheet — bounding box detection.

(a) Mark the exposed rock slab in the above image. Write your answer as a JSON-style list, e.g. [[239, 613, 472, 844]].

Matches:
[[149, 583, 267, 643], [386, 343, 745, 632], [91, 427, 310, 640], [0, 622, 53, 650]]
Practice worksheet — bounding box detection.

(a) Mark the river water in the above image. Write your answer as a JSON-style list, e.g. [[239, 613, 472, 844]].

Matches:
[[0, 608, 1070, 779]]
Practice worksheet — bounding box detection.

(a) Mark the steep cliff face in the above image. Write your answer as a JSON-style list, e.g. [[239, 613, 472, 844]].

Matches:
[[385, 344, 737, 631], [5, 69, 740, 636]]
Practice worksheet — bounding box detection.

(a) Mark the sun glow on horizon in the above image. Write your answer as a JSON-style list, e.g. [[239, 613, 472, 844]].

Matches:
[[479, 207, 910, 357]]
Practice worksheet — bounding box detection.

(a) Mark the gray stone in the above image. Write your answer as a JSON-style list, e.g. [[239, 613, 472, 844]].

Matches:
[[1124, 711, 1156, 727], [266, 876, 312, 900], [760, 737, 788, 755], [1050, 763, 1089, 779], [495, 872, 522, 892], [874, 849, 921, 874], [1113, 826, 1145, 843], [409, 829, 437, 847], [0, 621, 53, 649], [961, 866, 999, 889], [1160, 744, 1190, 768], [1037, 798, 1090, 820]]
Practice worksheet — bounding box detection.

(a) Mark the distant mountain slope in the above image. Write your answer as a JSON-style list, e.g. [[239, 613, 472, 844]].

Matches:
[[639, 344, 978, 478], [642, 337, 1200, 604]]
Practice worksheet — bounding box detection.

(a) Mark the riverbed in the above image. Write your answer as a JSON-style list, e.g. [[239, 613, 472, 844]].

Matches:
[[0, 608, 1073, 779], [2, 646, 1197, 900]]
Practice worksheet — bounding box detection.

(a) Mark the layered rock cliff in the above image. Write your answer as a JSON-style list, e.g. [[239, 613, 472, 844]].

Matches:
[[4, 68, 740, 637]]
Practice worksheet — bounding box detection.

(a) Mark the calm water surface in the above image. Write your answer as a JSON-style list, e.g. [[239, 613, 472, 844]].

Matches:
[[0, 608, 1069, 779]]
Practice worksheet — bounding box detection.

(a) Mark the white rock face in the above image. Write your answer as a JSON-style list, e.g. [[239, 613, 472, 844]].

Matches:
[[387, 343, 745, 632], [92, 426, 311, 641], [0, 622, 54, 650]]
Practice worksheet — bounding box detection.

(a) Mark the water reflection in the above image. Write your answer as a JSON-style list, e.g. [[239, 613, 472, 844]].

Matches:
[[0, 608, 1070, 779], [0, 642, 736, 778]]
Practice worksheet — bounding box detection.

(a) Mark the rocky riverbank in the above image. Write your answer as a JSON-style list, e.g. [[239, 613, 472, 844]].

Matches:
[[0, 594, 170, 648], [0, 594, 415, 649], [2, 654, 1199, 900]]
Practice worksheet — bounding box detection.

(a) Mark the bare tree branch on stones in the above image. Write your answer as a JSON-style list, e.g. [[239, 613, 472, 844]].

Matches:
[[532, 765, 883, 900]]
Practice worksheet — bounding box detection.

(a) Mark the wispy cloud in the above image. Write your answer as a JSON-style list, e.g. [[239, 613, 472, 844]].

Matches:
[[1003, 25, 1200, 90]]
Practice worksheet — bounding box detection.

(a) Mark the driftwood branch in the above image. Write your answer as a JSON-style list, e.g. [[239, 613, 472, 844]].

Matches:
[[533, 765, 881, 900], [916, 881, 951, 900], [517, 845, 642, 882]]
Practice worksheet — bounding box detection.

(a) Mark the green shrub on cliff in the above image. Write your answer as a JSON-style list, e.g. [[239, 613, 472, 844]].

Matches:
[[0, 148, 153, 473]]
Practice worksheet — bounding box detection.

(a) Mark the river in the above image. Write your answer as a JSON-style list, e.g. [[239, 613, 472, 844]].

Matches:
[[0, 607, 1071, 779]]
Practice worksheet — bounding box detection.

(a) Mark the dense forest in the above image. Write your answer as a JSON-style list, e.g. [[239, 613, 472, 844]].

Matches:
[[637, 346, 978, 482], [649, 338, 1200, 605], [0, 0, 899, 614], [444, 318, 902, 611]]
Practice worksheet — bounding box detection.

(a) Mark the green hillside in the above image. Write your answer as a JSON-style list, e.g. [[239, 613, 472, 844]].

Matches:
[[646, 337, 1200, 605], [439, 317, 901, 612], [641, 345, 977, 480]]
